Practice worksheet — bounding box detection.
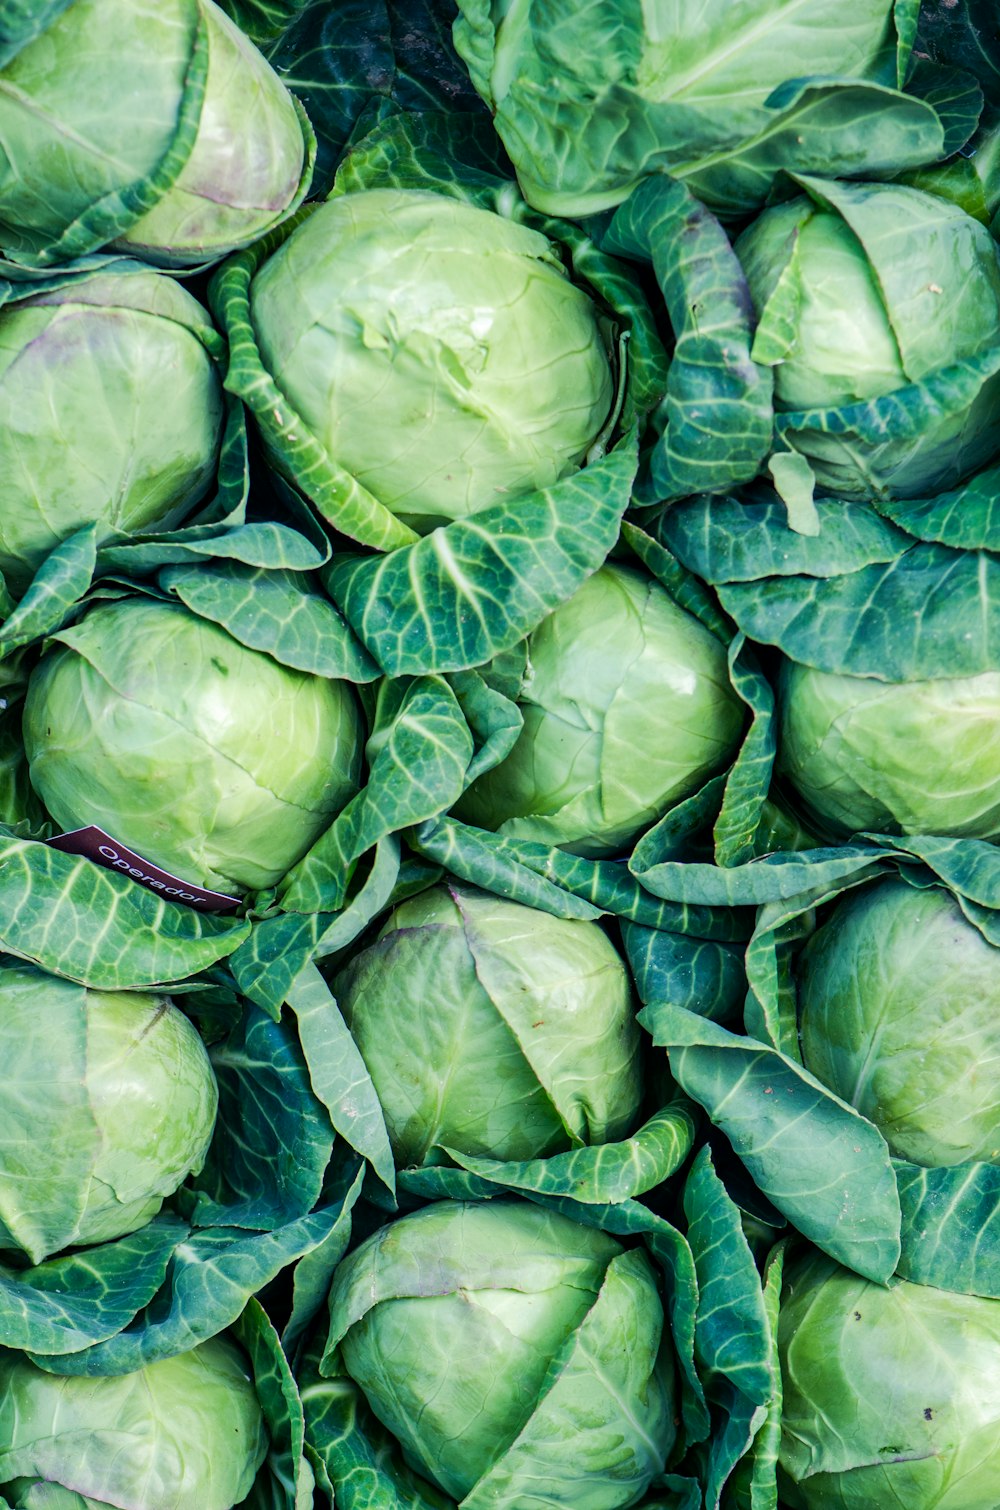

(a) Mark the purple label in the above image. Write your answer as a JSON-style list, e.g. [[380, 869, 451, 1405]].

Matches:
[[48, 827, 241, 914]]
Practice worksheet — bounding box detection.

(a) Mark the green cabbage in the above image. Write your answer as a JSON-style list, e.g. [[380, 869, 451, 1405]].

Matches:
[[23, 598, 363, 893], [799, 879, 1000, 1166], [336, 881, 641, 1165], [0, 967, 216, 1263], [0, 0, 310, 267], [779, 1250, 1000, 1509], [0, 265, 224, 592], [778, 657, 1000, 840], [326, 1199, 675, 1508], [453, 0, 900, 216], [0, 1337, 267, 1509], [738, 181, 1000, 499], [457, 562, 743, 855], [248, 187, 614, 531]]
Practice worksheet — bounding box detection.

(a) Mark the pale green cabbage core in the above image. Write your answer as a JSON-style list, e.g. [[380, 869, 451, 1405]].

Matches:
[[119, 1, 307, 262], [0, 967, 217, 1263], [739, 200, 907, 410], [736, 183, 1000, 495], [778, 659, 1000, 841], [740, 188, 1000, 407], [336, 881, 641, 1165], [799, 880, 1000, 1167], [249, 187, 614, 529], [23, 599, 362, 893], [0, 0, 305, 264], [0, 1337, 268, 1509], [779, 1251, 1000, 1510], [0, 268, 223, 593], [330, 1200, 674, 1508], [457, 562, 744, 855], [0, 0, 191, 244]]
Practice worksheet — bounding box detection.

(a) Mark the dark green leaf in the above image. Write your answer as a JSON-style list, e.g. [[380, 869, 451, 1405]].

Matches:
[[268, 2, 488, 197], [721, 1242, 786, 1510], [233, 1295, 314, 1510], [903, 59, 983, 156], [0, 1, 76, 60], [0, 527, 97, 655], [885, 832, 1000, 911], [447, 671, 522, 787], [98, 519, 325, 579], [896, 1159, 1000, 1296], [915, 0, 1000, 110], [280, 678, 471, 915], [623, 923, 746, 1025], [718, 543, 1000, 680], [282, 1158, 366, 1363], [713, 639, 775, 867], [630, 773, 729, 872], [218, 0, 311, 46], [684, 1147, 773, 1406], [604, 178, 773, 500], [301, 1360, 455, 1509], [743, 905, 815, 1059], [872, 457, 1000, 547], [284, 965, 395, 1195], [33, 1203, 354, 1375], [326, 435, 639, 675], [408, 817, 603, 921], [192, 1006, 334, 1229], [622, 522, 733, 644], [0, 837, 249, 987], [159, 562, 379, 682], [703, 1381, 768, 1510], [679, 78, 948, 221], [632, 843, 892, 909], [640, 1003, 901, 1282], [659, 493, 910, 583], [445, 1101, 697, 1206], [0, 1217, 184, 1356], [231, 837, 400, 1015]]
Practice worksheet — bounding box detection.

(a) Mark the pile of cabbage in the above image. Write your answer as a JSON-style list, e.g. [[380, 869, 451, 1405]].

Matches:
[[2, 0, 1000, 1506]]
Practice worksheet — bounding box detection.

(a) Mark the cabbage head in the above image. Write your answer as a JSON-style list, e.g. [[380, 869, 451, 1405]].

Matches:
[[335, 880, 641, 1166], [0, 0, 311, 267], [0, 967, 216, 1263], [325, 1199, 675, 1508], [23, 599, 363, 894], [247, 187, 614, 532], [779, 1249, 1000, 1509], [456, 562, 743, 855], [737, 181, 1000, 498], [0, 264, 224, 592], [453, 0, 899, 216], [0, 1336, 268, 1509], [777, 657, 1000, 840], [798, 879, 1000, 1167]]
